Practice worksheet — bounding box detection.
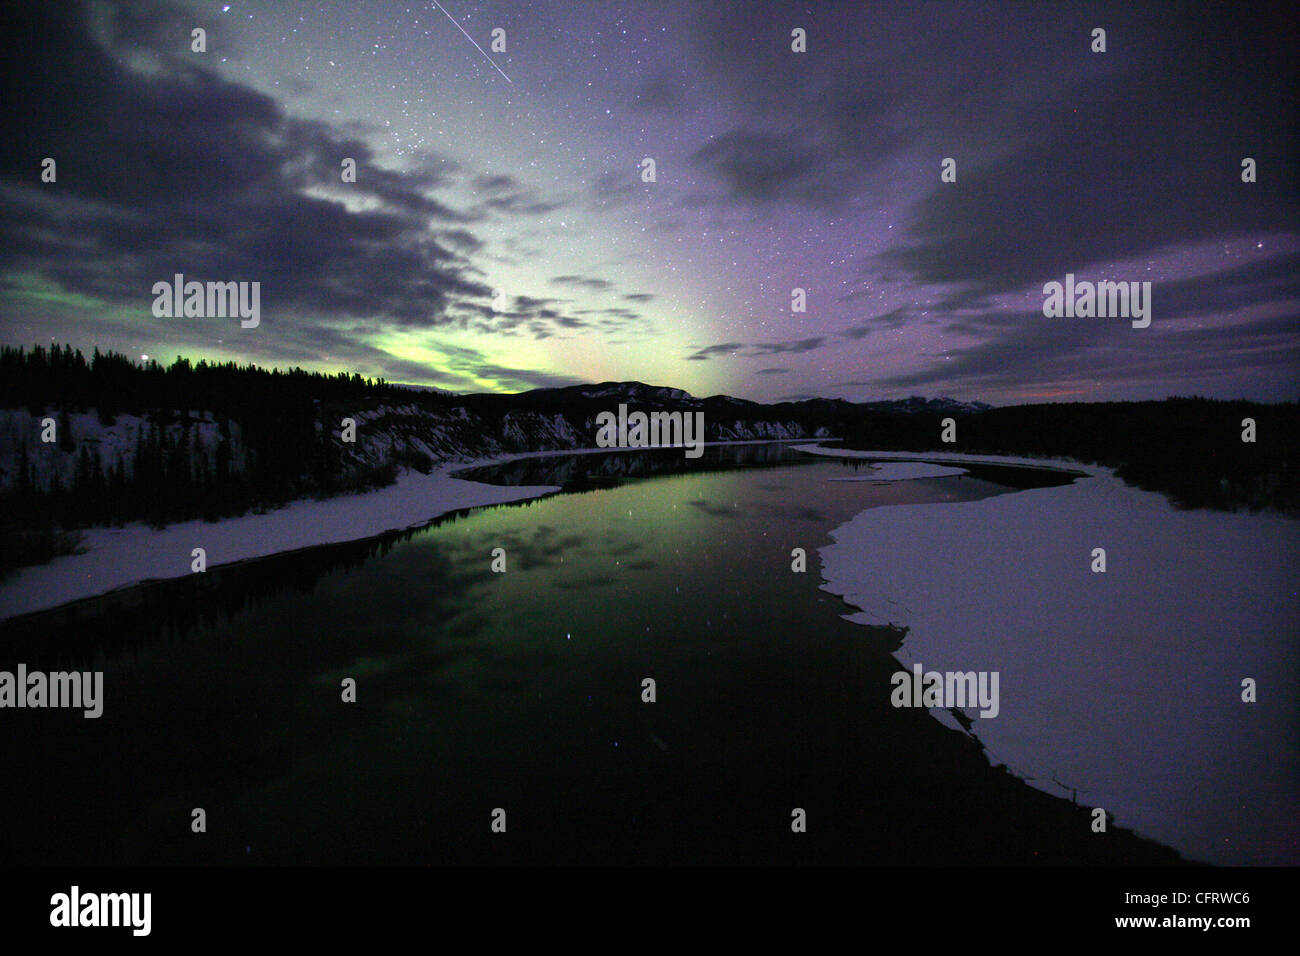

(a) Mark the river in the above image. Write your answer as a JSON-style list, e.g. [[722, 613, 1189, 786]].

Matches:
[[0, 443, 1180, 864]]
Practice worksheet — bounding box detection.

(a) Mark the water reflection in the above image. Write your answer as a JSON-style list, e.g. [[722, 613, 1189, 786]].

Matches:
[[0, 443, 823, 667], [2, 444, 1155, 868]]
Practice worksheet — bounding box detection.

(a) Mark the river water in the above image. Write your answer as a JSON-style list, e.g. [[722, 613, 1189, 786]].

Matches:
[[4, 444, 1175, 865]]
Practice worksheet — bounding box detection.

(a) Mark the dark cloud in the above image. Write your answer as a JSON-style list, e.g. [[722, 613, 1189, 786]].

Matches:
[[550, 275, 612, 291], [877, 307, 1299, 399], [686, 343, 744, 361], [472, 174, 518, 193], [915, 252, 1300, 394], [749, 337, 826, 356], [439, 229, 484, 252], [672, 1, 1297, 400], [687, 337, 827, 361], [511, 295, 559, 311], [1, 0, 1294, 405], [1140, 252, 1300, 325], [0, 0, 490, 329], [837, 308, 920, 338], [471, 363, 586, 391], [481, 184, 568, 216], [449, 294, 623, 342], [864, 10, 1297, 305], [842, 307, 913, 338], [690, 131, 821, 205]]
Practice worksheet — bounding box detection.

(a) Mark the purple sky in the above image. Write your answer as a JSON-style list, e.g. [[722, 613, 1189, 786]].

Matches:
[[2, 0, 1296, 404]]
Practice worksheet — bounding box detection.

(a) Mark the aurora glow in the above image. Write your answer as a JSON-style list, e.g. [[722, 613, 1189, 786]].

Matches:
[[1, 1, 1296, 403]]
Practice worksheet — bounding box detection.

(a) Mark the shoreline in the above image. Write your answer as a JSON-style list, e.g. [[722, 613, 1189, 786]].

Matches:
[[803, 443, 1299, 865], [0, 446, 1190, 868], [0, 438, 819, 623], [788, 442, 1101, 477]]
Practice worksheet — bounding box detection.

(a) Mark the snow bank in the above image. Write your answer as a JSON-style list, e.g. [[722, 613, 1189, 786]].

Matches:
[[813, 448, 1299, 865], [0, 464, 558, 621]]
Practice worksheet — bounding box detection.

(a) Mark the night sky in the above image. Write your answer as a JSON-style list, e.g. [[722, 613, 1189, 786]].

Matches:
[[2, 0, 1296, 403]]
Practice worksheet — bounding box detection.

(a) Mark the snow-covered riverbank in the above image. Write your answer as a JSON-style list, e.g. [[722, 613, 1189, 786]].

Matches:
[[800, 444, 1300, 865], [0, 463, 557, 622], [0, 439, 814, 622]]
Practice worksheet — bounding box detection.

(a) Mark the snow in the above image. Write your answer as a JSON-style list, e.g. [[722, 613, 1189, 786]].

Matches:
[[0, 438, 814, 622], [0, 463, 558, 621], [808, 447, 1300, 865], [826, 461, 967, 481], [11, 435, 1291, 864], [791, 442, 1089, 475], [0, 408, 240, 490]]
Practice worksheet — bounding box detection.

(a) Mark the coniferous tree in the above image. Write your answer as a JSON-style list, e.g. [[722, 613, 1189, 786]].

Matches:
[[58, 407, 75, 453]]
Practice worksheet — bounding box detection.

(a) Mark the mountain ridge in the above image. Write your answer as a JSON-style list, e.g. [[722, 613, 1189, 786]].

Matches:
[[518, 379, 994, 414]]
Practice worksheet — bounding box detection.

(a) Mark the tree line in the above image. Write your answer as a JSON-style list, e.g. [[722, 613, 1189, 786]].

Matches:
[[837, 398, 1299, 514], [1, 345, 425, 574], [3, 345, 1294, 576]]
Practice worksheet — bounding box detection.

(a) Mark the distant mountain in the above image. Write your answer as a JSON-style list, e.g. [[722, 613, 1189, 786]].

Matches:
[[860, 396, 995, 415], [518, 381, 991, 415], [569, 382, 696, 404]]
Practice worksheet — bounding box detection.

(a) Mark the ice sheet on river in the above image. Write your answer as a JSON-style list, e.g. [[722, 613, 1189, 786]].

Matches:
[[812, 448, 1299, 865]]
